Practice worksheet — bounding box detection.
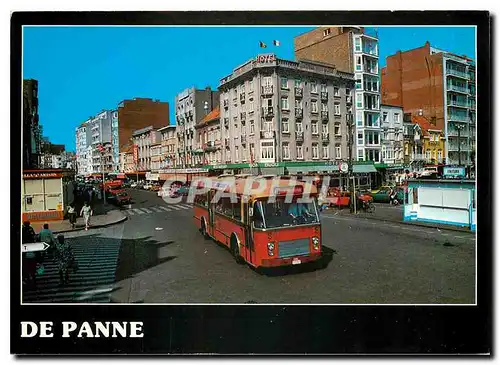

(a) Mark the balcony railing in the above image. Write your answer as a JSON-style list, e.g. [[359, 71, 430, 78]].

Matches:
[[448, 144, 471, 152], [261, 85, 274, 96], [240, 112, 246, 122], [346, 96, 352, 104], [447, 84, 468, 93], [240, 93, 245, 104], [321, 111, 329, 120], [447, 100, 468, 108], [411, 153, 426, 161], [240, 135, 247, 145], [447, 113, 469, 122], [321, 133, 330, 142], [295, 108, 303, 119], [311, 108, 319, 115], [446, 68, 468, 79], [448, 130, 470, 138], [260, 131, 274, 139], [320, 91, 328, 100], [295, 131, 304, 142], [224, 118, 229, 128], [295, 87, 303, 98], [262, 107, 274, 117], [223, 99, 229, 108]]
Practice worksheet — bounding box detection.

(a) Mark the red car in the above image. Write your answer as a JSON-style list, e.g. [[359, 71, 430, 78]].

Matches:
[[108, 189, 131, 205]]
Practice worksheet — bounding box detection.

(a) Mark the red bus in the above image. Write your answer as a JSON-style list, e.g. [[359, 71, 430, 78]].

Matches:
[[192, 176, 322, 268]]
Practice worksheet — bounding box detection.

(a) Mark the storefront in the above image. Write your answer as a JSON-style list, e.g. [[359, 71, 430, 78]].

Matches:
[[403, 179, 476, 231], [159, 168, 209, 184], [22, 169, 76, 222]]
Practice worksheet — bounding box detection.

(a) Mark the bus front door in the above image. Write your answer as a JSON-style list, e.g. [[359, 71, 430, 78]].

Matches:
[[208, 191, 216, 237], [244, 202, 255, 264]]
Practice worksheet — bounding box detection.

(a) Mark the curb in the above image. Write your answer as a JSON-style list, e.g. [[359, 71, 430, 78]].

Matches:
[[53, 214, 128, 234], [322, 210, 474, 234]]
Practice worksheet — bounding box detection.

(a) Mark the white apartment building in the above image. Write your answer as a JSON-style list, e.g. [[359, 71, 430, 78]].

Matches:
[[380, 104, 404, 164], [218, 54, 355, 166], [158, 125, 178, 169], [352, 30, 382, 163], [132, 126, 161, 171]]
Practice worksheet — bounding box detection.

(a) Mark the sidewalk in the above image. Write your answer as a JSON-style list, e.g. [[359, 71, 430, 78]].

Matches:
[[322, 203, 474, 234], [31, 209, 127, 234]]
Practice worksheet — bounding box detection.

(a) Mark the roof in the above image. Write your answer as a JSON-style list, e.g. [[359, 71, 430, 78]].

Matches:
[[381, 103, 402, 109], [199, 107, 220, 125], [198, 176, 317, 200], [158, 125, 176, 132], [411, 115, 443, 137]]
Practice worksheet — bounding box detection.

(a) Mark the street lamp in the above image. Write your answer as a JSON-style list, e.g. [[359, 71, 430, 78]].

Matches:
[[455, 122, 465, 166]]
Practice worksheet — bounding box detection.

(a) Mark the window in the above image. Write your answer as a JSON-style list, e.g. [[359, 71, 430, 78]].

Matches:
[[311, 82, 318, 93], [356, 93, 363, 108], [321, 102, 328, 112], [249, 79, 254, 91], [194, 192, 208, 207], [357, 149, 364, 160], [249, 100, 255, 113], [334, 87, 339, 96], [263, 76, 272, 87], [438, 150, 442, 161], [250, 120, 255, 134], [312, 144, 319, 159], [334, 103, 341, 115], [356, 111, 363, 127], [294, 79, 301, 88], [296, 145, 303, 159], [346, 88, 351, 96], [356, 56, 362, 71], [354, 37, 361, 51], [282, 143, 290, 159], [311, 122, 318, 135], [261, 141, 274, 160], [233, 88, 237, 98], [323, 28, 331, 36], [335, 146, 342, 159], [322, 124, 329, 134], [296, 122, 303, 133], [235, 146, 239, 161], [355, 78, 362, 90], [383, 112, 388, 123], [374, 132, 379, 144], [334, 125, 341, 135], [281, 77, 288, 89], [357, 132, 363, 146], [425, 150, 431, 161], [295, 99, 302, 109], [394, 113, 400, 123], [282, 119, 289, 133], [321, 84, 327, 93], [281, 97, 289, 110], [311, 100, 318, 113], [322, 146, 329, 159]]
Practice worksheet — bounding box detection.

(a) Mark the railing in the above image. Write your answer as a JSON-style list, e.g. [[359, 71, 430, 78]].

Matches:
[[362, 46, 378, 56], [295, 87, 303, 98], [224, 118, 229, 128], [346, 96, 352, 104], [262, 106, 274, 117], [446, 68, 468, 79], [447, 113, 469, 122], [295, 132, 304, 142], [262, 85, 273, 95], [447, 84, 468, 93], [411, 153, 425, 161], [363, 66, 378, 74], [295, 108, 303, 118], [322, 133, 329, 142], [447, 100, 468, 108], [240, 93, 245, 103], [320, 91, 328, 100], [321, 111, 329, 120], [240, 135, 247, 144], [448, 130, 470, 137], [260, 131, 274, 139], [448, 144, 471, 152], [223, 99, 229, 108], [240, 112, 246, 122]]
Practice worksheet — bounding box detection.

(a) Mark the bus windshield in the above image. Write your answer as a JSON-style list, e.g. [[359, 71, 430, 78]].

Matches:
[[253, 198, 320, 229]]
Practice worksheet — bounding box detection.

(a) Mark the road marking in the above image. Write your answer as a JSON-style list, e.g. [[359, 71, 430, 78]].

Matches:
[[158, 206, 172, 212], [142, 208, 153, 213], [180, 204, 192, 209], [178, 205, 190, 210], [133, 208, 145, 215], [169, 205, 182, 210], [126, 209, 135, 216], [151, 207, 163, 213]]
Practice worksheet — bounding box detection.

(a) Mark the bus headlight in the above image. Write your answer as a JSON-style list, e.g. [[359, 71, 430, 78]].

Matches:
[[312, 237, 320, 249], [267, 242, 275, 256]]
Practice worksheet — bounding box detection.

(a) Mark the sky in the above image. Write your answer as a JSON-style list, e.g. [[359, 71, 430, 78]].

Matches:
[[22, 26, 476, 152]]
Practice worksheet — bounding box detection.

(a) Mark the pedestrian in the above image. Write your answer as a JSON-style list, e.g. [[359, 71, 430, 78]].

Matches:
[[38, 223, 57, 259], [53, 235, 74, 286], [21, 221, 37, 287], [80, 201, 93, 231], [67, 203, 77, 229]]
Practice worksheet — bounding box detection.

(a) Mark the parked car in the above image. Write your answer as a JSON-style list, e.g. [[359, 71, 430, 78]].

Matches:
[[108, 189, 131, 206], [130, 182, 137, 188], [371, 184, 396, 195], [372, 187, 404, 204], [150, 184, 161, 192], [142, 183, 152, 190]]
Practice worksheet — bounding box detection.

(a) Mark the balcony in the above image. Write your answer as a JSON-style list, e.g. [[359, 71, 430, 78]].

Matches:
[[447, 100, 468, 108], [446, 68, 468, 79], [295, 131, 304, 142], [320, 91, 328, 101], [295, 108, 303, 119], [260, 130, 274, 139], [240, 112, 246, 123], [447, 113, 469, 122], [224, 118, 229, 128], [321, 110, 329, 120], [346, 96, 352, 104], [310, 108, 319, 115], [448, 144, 471, 152], [411, 153, 426, 161], [223, 99, 229, 109], [261, 85, 274, 96], [363, 66, 378, 75], [448, 129, 470, 138], [321, 133, 330, 142], [224, 138, 230, 146], [262, 106, 274, 118], [240, 135, 247, 145], [447, 84, 468, 94], [295, 87, 303, 98], [240, 93, 245, 104]]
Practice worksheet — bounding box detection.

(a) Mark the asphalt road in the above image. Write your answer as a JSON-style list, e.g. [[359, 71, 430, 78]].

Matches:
[[24, 187, 475, 304]]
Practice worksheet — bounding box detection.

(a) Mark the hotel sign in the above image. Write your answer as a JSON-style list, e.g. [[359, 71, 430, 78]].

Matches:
[[256, 54, 276, 64]]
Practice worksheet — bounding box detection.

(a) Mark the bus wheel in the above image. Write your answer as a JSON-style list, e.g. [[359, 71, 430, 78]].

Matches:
[[230, 235, 244, 264], [200, 220, 208, 240]]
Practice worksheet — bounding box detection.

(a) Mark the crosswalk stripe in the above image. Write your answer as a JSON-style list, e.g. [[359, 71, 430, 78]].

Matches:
[[126, 209, 135, 215], [158, 206, 172, 212], [169, 205, 182, 210], [180, 204, 192, 209], [141, 208, 153, 213], [133, 208, 145, 215], [23, 239, 121, 303], [178, 205, 190, 210], [151, 207, 163, 213]]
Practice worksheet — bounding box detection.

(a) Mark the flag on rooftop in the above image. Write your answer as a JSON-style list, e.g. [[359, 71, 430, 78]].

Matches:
[[273, 40, 280, 46], [259, 41, 267, 48]]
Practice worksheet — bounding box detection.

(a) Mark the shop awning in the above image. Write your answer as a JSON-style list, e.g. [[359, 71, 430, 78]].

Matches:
[[287, 165, 339, 174], [353, 164, 377, 173]]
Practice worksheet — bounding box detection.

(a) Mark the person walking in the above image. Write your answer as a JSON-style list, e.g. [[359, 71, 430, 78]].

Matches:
[[53, 235, 74, 286], [67, 203, 77, 229], [80, 201, 93, 231], [21, 221, 37, 287], [38, 223, 57, 260]]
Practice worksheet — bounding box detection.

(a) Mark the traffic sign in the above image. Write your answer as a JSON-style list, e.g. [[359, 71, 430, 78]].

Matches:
[[22, 242, 50, 253]]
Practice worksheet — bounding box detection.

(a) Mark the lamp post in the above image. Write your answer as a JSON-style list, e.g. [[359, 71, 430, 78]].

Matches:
[[346, 111, 354, 211], [455, 122, 465, 166]]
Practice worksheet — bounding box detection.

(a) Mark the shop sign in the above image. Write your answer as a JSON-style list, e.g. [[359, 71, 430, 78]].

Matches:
[[443, 166, 466, 178], [23, 172, 63, 179], [133, 145, 138, 164]]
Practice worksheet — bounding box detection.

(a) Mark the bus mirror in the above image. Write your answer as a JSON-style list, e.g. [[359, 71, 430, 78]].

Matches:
[[249, 207, 254, 217]]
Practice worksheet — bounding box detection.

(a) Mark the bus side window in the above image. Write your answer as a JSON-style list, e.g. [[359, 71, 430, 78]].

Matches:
[[252, 202, 264, 228], [233, 197, 242, 221]]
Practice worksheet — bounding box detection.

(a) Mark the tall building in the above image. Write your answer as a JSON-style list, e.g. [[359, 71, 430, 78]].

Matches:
[[131, 126, 161, 172], [175, 87, 220, 167], [381, 41, 476, 166], [195, 107, 223, 166], [380, 104, 404, 165], [23, 79, 42, 168], [218, 53, 354, 167], [294, 26, 382, 163]]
